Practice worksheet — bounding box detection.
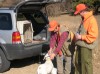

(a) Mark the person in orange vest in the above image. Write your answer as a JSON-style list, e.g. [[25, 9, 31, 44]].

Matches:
[[74, 3, 98, 74], [48, 20, 74, 74]]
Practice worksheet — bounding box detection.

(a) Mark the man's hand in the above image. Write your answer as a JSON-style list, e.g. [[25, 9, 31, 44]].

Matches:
[[48, 49, 52, 55], [49, 53, 56, 60], [75, 33, 82, 40]]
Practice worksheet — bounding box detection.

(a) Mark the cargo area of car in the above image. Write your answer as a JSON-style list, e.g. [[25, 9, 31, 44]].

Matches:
[[16, 10, 49, 44], [14, 0, 50, 44]]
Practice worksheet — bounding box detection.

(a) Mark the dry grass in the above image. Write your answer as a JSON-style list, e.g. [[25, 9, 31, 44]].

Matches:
[[0, 0, 21, 7]]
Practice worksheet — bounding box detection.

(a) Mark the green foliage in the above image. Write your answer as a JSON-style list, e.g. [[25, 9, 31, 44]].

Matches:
[[71, 0, 97, 12], [74, 0, 95, 8]]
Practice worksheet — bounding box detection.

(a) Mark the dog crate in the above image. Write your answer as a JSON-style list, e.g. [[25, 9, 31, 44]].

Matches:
[[17, 20, 34, 44]]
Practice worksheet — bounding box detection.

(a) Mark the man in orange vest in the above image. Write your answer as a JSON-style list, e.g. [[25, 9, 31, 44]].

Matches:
[[74, 4, 98, 74], [48, 20, 73, 74]]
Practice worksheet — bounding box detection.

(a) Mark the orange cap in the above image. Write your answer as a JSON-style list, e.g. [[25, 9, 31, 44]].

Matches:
[[74, 4, 87, 15], [48, 20, 58, 31]]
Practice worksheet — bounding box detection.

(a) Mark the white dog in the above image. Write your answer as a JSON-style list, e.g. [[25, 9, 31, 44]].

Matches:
[[37, 53, 57, 74]]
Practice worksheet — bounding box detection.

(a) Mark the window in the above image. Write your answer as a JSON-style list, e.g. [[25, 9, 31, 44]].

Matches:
[[0, 13, 12, 30], [17, 13, 27, 21], [32, 11, 47, 24], [17, 11, 48, 25]]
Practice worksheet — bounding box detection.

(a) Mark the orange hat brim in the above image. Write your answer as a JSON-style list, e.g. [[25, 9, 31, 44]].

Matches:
[[74, 10, 80, 15], [48, 25, 57, 31]]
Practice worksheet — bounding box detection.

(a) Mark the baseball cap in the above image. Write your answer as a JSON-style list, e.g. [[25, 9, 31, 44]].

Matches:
[[48, 20, 58, 31], [74, 4, 87, 15]]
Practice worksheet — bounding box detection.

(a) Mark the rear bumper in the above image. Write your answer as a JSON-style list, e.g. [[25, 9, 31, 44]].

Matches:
[[2, 43, 42, 60]]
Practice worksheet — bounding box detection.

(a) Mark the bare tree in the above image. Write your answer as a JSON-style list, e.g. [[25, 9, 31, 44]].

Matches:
[[42, 2, 66, 16]]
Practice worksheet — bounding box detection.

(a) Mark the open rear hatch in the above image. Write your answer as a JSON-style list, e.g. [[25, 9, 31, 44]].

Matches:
[[15, 0, 48, 44], [15, 0, 63, 44], [0, 0, 63, 8]]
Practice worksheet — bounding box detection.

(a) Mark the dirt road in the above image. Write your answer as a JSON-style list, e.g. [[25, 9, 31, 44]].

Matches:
[[1, 14, 100, 74]]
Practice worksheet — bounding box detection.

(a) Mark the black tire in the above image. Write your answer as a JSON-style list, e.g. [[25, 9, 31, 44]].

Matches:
[[0, 48, 10, 73]]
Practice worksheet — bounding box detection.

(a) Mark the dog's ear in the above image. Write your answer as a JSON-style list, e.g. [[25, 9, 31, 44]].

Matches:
[[43, 57, 46, 60], [43, 53, 49, 60]]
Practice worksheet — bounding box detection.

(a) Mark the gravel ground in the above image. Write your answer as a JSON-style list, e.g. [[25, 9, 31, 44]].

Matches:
[[0, 14, 100, 74]]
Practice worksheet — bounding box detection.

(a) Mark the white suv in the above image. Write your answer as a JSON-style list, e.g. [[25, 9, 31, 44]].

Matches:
[[0, 0, 53, 72]]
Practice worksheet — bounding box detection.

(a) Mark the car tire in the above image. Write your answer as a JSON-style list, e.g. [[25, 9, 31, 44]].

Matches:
[[0, 48, 10, 73]]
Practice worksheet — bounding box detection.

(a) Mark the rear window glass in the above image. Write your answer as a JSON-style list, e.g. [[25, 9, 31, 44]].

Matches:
[[17, 13, 27, 21], [31, 11, 46, 24], [0, 13, 12, 30], [17, 11, 48, 24]]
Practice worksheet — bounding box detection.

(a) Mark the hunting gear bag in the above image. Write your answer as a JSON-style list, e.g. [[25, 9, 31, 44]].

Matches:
[[59, 25, 74, 56]]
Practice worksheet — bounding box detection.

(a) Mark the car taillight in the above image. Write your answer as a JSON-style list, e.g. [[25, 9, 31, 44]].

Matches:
[[12, 31, 21, 44]]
